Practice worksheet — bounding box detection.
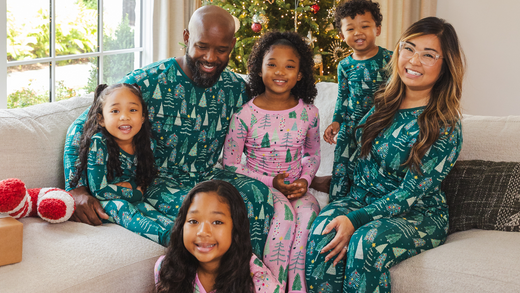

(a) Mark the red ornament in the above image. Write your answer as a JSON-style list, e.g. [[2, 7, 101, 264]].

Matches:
[[310, 4, 320, 14], [251, 22, 262, 33]]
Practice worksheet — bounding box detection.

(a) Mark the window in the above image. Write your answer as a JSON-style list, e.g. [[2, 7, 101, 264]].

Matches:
[[2, 0, 151, 109]]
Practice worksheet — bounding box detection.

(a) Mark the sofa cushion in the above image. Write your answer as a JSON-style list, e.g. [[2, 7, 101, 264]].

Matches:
[[460, 114, 520, 162], [442, 160, 520, 234], [0, 95, 93, 189], [0, 217, 165, 293], [390, 229, 520, 292]]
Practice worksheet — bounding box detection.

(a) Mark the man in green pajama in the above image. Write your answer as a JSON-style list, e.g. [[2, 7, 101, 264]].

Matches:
[[63, 5, 274, 256]]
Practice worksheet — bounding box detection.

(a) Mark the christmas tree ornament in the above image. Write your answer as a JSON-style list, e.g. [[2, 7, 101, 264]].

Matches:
[[251, 22, 262, 33], [305, 31, 317, 47], [329, 40, 350, 63], [313, 54, 323, 65], [232, 15, 241, 32], [311, 4, 320, 14]]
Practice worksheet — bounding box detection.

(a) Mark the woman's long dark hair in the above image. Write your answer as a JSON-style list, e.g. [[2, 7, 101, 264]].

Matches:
[[359, 17, 465, 174], [156, 180, 254, 293], [247, 31, 317, 104], [70, 83, 156, 189]]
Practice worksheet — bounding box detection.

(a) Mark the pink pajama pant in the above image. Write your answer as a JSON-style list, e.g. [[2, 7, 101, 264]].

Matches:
[[263, 189, 320, 293]]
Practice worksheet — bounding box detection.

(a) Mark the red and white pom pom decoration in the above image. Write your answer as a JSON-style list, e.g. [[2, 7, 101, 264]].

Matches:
[[36, 188, 75, 223], [0, 178, 32, 219]]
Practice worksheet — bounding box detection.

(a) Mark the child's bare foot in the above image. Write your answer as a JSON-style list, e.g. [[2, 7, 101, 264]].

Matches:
[[310, 176, 331, 194]]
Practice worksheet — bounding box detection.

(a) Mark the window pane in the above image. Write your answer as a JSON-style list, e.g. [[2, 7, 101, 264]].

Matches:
[[7, 0, 50, 61], [103, 52, 139, 84], [103, 0, 141, 51], [55, 0, 98, 56], [55, 57, 98, 101], [7, 63, 50, 109]]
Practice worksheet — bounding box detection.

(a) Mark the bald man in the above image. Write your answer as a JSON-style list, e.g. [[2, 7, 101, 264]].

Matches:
[[63, 5, 274, 257]]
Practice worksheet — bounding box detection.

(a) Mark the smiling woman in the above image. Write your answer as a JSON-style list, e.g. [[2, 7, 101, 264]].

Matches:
[[305, 17, 466, 293]]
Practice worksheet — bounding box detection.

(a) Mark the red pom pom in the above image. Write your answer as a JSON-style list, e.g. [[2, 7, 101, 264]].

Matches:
[[0, 178, 27, 213], [38, 198, 67, 220]]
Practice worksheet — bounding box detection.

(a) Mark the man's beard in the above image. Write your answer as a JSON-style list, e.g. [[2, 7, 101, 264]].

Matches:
[[185, 52, 228, 88]]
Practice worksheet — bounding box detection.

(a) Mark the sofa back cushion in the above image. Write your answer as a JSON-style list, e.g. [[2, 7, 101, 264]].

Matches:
[[442, 160, 520, 234], [0, 95, 93, 189], [460, 114, 520, 162]]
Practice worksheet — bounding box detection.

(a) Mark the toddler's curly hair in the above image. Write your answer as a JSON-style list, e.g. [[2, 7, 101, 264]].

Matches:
[[247, 31, 317, 105], [335, 0, 383, 30]]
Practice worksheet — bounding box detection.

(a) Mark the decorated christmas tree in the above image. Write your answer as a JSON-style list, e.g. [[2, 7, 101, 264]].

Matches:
[[203, 0, 352, 82]]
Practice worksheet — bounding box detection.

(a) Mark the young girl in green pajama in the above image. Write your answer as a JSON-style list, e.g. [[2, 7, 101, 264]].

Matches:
[[306, 17, 466, 293], [69, 83, 170, 245]]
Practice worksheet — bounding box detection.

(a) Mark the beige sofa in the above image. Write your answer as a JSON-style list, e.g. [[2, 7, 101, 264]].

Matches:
[[1, 82, 519, 292]]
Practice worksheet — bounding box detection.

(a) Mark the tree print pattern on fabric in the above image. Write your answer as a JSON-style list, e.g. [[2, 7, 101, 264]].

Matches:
[[330, 47, 393, 202]]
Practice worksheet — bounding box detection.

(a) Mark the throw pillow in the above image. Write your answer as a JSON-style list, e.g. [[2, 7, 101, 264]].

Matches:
[[441, 160, 520, 234]]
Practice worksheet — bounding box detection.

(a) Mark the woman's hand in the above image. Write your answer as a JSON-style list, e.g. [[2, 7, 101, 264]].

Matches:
[[320, 215, 355, 266], [273, 174, 308, 199], [324, 122, 340, 144]]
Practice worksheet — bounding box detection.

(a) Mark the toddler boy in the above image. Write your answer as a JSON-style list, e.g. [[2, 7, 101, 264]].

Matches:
[[323, 0, 393, 201]]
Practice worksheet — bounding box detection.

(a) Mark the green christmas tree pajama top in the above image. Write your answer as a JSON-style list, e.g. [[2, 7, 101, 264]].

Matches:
[[306, 106, 462, 293], [330, 47, 393, 202], [83, 132, 172, 245], [63, 58, 274, 256]]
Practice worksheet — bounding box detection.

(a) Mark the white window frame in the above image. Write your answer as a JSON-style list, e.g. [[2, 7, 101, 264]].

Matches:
[[1, 0, 154, 109]]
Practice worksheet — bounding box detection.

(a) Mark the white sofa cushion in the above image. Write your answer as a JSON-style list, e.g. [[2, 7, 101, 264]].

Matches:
[[390, 229, 520, 292], [0, 95, 93, 188], [0, 218, 165, 293], [460, 114, 520, 162]]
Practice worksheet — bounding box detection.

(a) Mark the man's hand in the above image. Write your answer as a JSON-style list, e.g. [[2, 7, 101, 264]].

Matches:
[[309, 175, 332, 194], [320, 215, 355, 266], [68, 186, 109, 226], [115, 182, 132, 189], [273, 173, 308, 200], [324, 122, 340, 144]]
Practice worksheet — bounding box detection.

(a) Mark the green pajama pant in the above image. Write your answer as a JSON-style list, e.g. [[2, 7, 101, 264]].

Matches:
[[102, 200, 173, 246], [330, 122, 352, 202], [305, 197, 448, 293], [145, 167, 274, 257]]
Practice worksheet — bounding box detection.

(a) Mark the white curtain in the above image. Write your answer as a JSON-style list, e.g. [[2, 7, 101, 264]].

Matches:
[[150, 0, 201, 63], [376, 0, 437, 51]]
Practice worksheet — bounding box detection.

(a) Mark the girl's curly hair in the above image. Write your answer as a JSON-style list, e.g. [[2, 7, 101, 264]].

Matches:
[[156, 180, 254, 293], [70, 83, 156, 190], [334, 0, 383, 30], [247, 31, 317, 105]]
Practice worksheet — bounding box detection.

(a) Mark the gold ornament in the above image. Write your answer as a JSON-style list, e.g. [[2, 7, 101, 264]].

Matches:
[[329, 40, 351, 63]]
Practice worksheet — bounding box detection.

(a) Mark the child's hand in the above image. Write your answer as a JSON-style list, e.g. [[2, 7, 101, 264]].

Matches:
[[115, 182, 132, 189], [324, 122, 340, 144], [287, 179, 308, 199], [273, 174, 308, 199]]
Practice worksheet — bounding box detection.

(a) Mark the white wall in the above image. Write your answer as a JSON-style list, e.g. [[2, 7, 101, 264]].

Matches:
[[437, 0, 520, 116]]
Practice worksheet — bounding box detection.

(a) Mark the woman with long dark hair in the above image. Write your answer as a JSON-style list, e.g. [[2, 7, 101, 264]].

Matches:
[[306, 17, 465, 293]]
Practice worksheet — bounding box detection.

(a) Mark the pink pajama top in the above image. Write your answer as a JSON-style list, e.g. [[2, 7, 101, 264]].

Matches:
[[223, 98, 321, 187]]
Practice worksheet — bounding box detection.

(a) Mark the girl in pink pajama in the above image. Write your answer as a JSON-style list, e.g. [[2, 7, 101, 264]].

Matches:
[[223, 31, 321, 293]]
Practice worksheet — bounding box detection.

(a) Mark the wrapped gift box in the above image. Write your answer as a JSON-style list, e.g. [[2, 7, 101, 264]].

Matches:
[[0, 216, 23, 266]]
